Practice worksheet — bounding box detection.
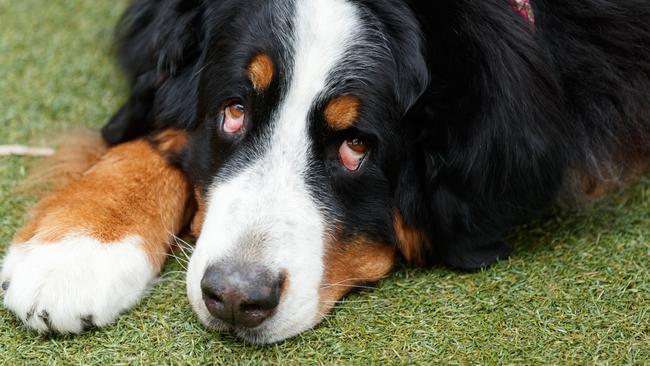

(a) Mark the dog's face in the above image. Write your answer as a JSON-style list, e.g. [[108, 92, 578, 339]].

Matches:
[[180, 0, 428, 343]]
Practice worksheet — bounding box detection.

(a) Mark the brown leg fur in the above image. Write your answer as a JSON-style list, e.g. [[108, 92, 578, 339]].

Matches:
[[12, 133, 193, 270]]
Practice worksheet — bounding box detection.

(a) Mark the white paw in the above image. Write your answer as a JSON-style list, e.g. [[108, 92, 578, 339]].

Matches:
[[1, 235, 156, 334]]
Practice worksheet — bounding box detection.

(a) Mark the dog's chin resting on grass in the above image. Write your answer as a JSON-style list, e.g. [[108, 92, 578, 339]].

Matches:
[[2, 0, 650, 344]]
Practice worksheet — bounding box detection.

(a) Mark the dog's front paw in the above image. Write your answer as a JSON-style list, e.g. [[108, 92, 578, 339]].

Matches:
[[1, 235, 156, 334]]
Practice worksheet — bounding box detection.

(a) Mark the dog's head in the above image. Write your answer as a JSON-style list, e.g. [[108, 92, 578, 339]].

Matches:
[[107, 0, 430, 343], [184, 0, 428, 343]]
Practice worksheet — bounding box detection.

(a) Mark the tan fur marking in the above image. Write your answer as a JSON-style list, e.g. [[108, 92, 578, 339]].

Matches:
[[324, 95, 360, 130], [13, 130, 108, 243], [151, 129, 189, 156], [151, 128, 197, 235], [191, 188, 206, 237], [12, 219, 40, 244], [574, 152, 649, 200], [12, 138, 193, 270], [279, 270, 290, 301], [247, 53, 274, 92], [393, 212, 429, 267], [578, 174, 612, 198], [319, 236, 395, 315]]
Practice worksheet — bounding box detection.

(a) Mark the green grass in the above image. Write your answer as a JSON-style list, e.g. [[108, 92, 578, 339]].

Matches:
[[1, 0, 648, 364]]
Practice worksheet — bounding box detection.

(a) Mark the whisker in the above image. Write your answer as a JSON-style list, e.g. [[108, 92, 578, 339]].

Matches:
[[320, 299, 391, 304], [328, 304, 401, 311], [158, 270, 187, 278], [153, 201, 195, 270], [158, 250, 188, 266], [319, 277, 380, 288], [156, 196, 194, 263], [320, 283, 378, 290], [155, 278, 187, 286], [154, 251, 188, 270], [172, 235, 194, 260]]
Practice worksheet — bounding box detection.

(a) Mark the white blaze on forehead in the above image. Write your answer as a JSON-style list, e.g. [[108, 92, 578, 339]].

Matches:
[[187, 0, 364, 343], [272, 0, 361, 152]]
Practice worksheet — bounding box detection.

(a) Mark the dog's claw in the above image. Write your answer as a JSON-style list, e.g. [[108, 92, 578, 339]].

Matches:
[[38, 310, 52, 330], [81, 315, 96, 331]]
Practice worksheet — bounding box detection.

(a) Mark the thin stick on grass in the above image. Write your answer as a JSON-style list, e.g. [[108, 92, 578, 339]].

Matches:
[[0, 145, 55, 157]]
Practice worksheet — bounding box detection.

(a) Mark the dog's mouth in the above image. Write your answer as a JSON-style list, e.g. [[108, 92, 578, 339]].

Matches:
[[185, 227, 397, 343], [193, 280, 350, 344], [202, 315, 295, 345], [188, 275, 324, 344], [202, 313, 267, 343]]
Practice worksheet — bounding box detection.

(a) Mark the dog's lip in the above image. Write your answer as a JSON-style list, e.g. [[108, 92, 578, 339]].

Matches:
[[220, 322, 275, 344], [205, 313, 269, 340]]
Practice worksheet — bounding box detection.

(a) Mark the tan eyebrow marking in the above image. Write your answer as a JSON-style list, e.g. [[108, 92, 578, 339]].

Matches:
[[247, 53, 274, 92], [324, 95, 361, 130]]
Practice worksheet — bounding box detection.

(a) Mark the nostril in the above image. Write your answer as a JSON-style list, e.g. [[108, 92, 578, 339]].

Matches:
[[239, 303, 273, 325], [201, 289, 221, 308], [240, 303, 263, 313], [204, 292, 222, 304], [203, 293, 224, 312]]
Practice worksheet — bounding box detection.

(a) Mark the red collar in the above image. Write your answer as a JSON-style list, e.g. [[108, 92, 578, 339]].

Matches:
[[512, 0, 535, 25]]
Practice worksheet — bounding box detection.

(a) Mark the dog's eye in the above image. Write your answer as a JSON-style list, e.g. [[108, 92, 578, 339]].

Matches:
[[223, 102, 246, 133], [339, 138, 368, 171]]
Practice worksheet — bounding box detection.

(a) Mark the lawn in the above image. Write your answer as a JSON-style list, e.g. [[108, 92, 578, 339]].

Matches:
[[0, 0, 648, 364]]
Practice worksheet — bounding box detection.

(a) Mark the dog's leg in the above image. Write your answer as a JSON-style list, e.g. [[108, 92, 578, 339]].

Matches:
[[1, 134, 192, 333]]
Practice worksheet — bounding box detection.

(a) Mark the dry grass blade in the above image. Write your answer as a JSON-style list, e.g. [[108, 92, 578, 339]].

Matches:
[[0, 145, 55, 157]]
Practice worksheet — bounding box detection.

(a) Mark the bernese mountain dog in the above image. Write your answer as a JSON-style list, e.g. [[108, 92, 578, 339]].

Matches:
[[2, 0, 649, 344]]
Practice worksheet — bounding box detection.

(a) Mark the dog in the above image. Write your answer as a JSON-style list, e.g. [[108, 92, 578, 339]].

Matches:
[[2, 0, 649, 344]]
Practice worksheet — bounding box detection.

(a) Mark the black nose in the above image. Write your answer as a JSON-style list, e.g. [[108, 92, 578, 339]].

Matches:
[[201, 263, 284, 328]]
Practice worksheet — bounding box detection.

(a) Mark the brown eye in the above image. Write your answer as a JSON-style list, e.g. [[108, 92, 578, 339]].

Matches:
[[339, 138, 368, 171], [223, 102, 246, 133]]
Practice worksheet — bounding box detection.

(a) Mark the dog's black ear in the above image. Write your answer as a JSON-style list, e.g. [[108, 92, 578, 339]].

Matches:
[[362, 0, 429, 113], [388, 14, 429, 113], [395, 1, 567, 270], [102, 0, 205, 145]]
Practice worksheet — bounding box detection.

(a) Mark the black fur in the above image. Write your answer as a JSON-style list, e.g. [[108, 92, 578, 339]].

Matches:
[[104, 0, 650, 270]]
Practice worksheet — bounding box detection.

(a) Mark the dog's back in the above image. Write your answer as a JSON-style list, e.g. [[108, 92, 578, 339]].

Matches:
[[538, 0, 650, 197], [408, 0, 650, 200]]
